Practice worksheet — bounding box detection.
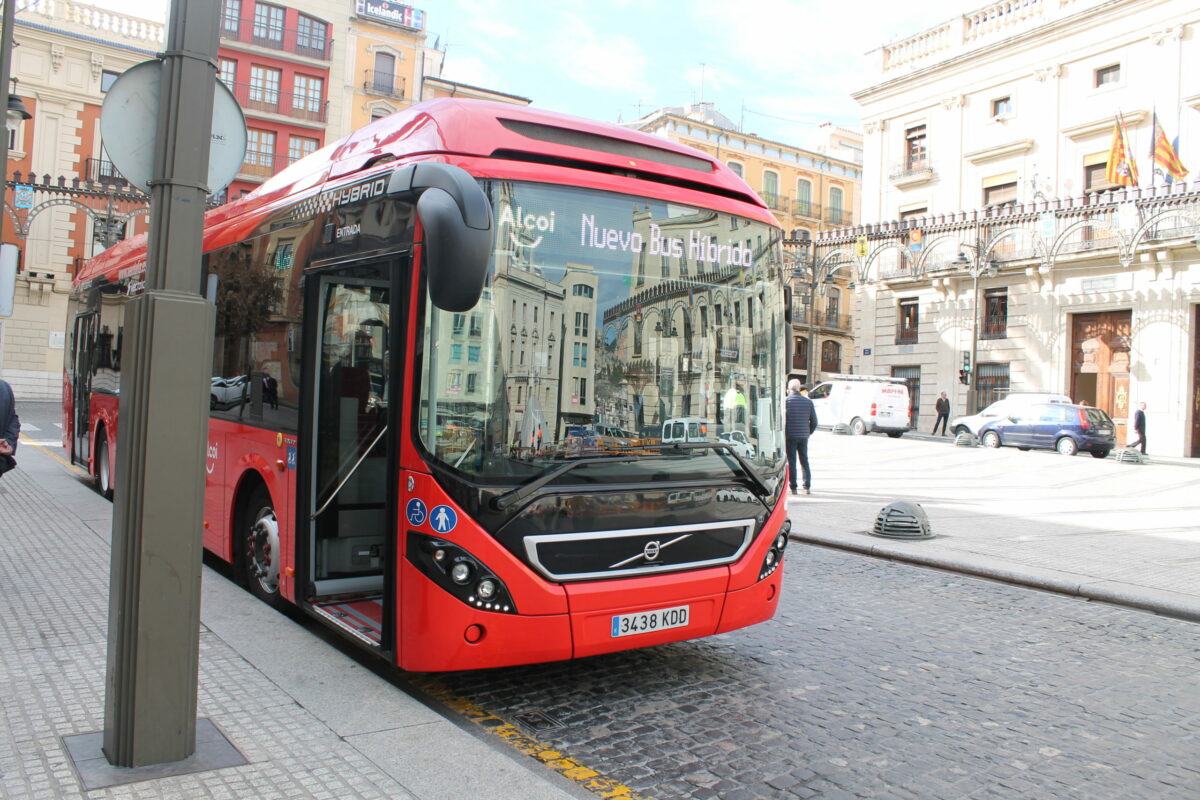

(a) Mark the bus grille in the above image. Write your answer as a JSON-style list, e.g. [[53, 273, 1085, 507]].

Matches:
[[522, 519, 756, 582]]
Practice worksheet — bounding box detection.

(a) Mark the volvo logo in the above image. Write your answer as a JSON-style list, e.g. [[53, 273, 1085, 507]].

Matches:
[[608, 533, 693, 570], [643, 541, 661, 561]]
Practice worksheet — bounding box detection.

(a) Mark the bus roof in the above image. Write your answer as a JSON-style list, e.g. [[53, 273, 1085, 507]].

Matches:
[[75, 98, 774, 289]]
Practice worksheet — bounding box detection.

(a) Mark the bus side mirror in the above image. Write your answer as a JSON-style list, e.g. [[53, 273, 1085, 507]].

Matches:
[[388, 163, 493, 312]]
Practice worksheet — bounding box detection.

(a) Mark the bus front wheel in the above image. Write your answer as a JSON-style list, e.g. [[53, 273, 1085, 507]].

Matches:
[[242, 485, 283, 607], [96, 435, 113, 500]]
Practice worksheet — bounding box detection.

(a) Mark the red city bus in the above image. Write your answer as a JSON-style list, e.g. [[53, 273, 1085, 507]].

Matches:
[[64, 98, 793, 671]]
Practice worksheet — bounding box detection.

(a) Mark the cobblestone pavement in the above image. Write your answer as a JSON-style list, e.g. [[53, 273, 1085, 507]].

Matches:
[[422, 546, 1200, 800]]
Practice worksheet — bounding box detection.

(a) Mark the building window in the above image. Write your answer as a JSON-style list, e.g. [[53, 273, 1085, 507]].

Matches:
[[293, 75, 323, 114], [288, 136, 318, 163], [761, 170, 779, 206], [100, 70, 120, 93], [897, 298, 919, 344], [218, 59, 237, 87], [574, 312, 589, 337], [452, 314, 465, 334], [892, 365, 920, 422], [983, 182, 1017, 209], [296, 14, 327, 57], [221, 0, 241, 35], [371, 106, 391, 121], [249, 66, 281, 107], [793, 336, 808, 370], [975, 362, 1010, 410], [450, 343, 462, 362], [820, 340, 841, 373], [727, 161, 743, 178], [828, 187, 844, 224], [982, 288, 1008, 339], [372, 51, 396, 94], [991, 96, 1013, 119], [252, 3, 285, 47], [899, 206, 927, 222], [825, 289, 840, 328], [468, 345, 480, 363], [469, 314, 482, 336], [245, 129, 276, 168], [796, 179, 812, 217], [572, 283, 593, 298], [905, 125, 927, 169], [466, 373, 478, 393], [1094, 64, 1120, 87], [1084, 162, 1114, 194]]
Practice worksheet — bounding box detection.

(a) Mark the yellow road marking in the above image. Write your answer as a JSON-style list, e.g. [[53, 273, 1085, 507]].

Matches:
[[410, 676, 652, 799], [19, 435, 89, 476]]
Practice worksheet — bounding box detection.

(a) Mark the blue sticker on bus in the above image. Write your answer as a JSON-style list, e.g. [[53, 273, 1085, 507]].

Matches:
[[429, 505, 457, 534], [406, 498, 428, 527], [286, 446, 297, 470]]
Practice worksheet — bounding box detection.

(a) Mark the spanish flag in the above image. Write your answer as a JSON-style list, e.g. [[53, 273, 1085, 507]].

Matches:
[[1151, 110, 1188, 182], [1105, 113, 1139, 187]]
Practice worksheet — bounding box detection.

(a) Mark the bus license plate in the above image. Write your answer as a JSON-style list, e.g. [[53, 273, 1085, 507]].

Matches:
[[611, 605, 689, 638]]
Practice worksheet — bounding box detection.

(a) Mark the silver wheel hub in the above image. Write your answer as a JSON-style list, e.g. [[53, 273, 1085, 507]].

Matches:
[[249, 508, 280, 593]]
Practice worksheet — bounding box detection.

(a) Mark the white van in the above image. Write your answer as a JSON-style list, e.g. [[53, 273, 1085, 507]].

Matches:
[[661, 416, 710, 444], [807, 375, 911, 437]]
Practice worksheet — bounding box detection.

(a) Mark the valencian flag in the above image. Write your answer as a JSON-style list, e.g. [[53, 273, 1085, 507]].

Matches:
[[1151, 110, 1188, 182], [1105, 113, 1139, 187]]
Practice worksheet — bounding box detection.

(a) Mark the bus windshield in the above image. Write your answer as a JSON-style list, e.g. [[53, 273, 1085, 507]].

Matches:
[[418, 180, 787, 486]]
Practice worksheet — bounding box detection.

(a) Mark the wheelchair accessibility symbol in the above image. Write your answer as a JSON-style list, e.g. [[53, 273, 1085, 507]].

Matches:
[[405, 498, 427, 527]]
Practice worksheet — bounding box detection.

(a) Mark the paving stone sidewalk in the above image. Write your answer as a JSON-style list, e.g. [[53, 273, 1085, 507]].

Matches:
[[0, 444, 584, 800]]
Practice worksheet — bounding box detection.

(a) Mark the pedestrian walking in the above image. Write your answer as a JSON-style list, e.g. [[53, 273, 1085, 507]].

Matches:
[[263, 374, 279, 409], [785, 379, 817, 496], [932, 391, 950, 436], [1127, 401, 1147, 454], [0, 378, 20, 478]]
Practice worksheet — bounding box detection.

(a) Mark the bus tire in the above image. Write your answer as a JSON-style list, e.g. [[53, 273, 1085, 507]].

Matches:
[[96, 434, 114, 500], [241, 484, 283, 608]]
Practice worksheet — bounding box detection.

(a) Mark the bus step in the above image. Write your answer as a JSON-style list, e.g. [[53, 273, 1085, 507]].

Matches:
[[312, 596, 383, 646]]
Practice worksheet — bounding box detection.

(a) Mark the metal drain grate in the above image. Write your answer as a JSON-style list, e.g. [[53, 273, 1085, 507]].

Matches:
[[513, 710, 565, 732], [872, 501, 933, 539], [954, 432, 979, 447]]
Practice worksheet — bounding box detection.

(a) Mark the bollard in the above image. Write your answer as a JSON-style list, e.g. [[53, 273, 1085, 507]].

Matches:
[[871, 501, 933, 539]]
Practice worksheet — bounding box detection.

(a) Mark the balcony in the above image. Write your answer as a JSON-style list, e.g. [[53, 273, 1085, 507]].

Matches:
[[220, 16, 332, 60], [363, 70, 405, 99], [239, 149, 303, 181], [226, 80, 328, 123], [792, 308, 853, 333], [895, 328, 918, 345], [792, 200, 853, 226], [761, 192, 790, 214], [84, 157, 129, 190], [889, 159, 935, 188]]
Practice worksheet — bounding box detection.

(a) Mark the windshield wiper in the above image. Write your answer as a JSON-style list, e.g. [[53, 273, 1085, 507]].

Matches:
[[660, 442, 772, 498], [492, 455, 638, 511]]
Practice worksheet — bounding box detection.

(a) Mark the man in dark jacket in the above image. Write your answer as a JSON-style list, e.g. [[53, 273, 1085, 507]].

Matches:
[[0, 378, 19, 478], [932, 391, 950, 435], [1128, 401, 1147, 454], [785, 379, 817, 496]]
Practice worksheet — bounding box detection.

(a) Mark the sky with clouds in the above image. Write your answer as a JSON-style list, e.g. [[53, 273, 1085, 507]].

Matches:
[[87, 0, 972, 145]]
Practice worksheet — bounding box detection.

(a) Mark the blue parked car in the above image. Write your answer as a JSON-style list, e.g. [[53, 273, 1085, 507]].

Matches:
[[977, 402, 1115, 458]]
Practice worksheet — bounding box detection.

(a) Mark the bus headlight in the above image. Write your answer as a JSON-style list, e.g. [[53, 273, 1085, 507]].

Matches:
[[759, 520, 790, 581], [407, 532, 517, 613]]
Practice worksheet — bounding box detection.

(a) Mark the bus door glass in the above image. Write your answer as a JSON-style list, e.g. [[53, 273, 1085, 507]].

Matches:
[[71, 313, 98, 461], [308, 273, 394, 600]]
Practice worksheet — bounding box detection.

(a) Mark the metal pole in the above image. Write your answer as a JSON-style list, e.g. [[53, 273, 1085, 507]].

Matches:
[[807, 268, 816, 385], [103, 0, 219, 767], [1, 0, 15, 211], [969, 260, 980, 414]]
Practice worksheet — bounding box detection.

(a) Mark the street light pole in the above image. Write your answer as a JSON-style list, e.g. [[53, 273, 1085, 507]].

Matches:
[[955, 243, 997, 414]]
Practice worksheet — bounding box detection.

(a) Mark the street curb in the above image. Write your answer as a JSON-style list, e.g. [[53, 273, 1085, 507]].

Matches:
[[789, 530, 1200, 624]]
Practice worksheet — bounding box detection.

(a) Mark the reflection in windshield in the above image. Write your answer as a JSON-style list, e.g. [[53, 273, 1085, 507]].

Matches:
[[419, 181, 787, 484]]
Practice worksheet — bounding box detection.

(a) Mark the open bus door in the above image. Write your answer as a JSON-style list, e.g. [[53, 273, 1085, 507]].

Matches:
[[300, 260, 402, 654], [70, 312, 99, 465]]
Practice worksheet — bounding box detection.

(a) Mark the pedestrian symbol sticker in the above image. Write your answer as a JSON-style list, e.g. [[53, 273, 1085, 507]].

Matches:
[[430, 505, 457, 533], [406, 498, 428, 527]]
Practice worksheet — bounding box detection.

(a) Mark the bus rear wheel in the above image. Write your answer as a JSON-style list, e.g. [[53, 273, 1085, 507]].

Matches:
[[242, 485, 283, 607]]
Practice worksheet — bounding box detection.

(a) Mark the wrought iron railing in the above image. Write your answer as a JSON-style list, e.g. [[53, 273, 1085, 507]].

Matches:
[[220, 14, 332, 60], [363, 70, 405, 99], [226, 79, 328, 123]]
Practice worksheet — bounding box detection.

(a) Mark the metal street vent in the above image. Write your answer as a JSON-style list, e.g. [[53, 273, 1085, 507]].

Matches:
[[872, 501, 933, 539], [955, 432, 979, 447], [1116, 448, 1147, 464]]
